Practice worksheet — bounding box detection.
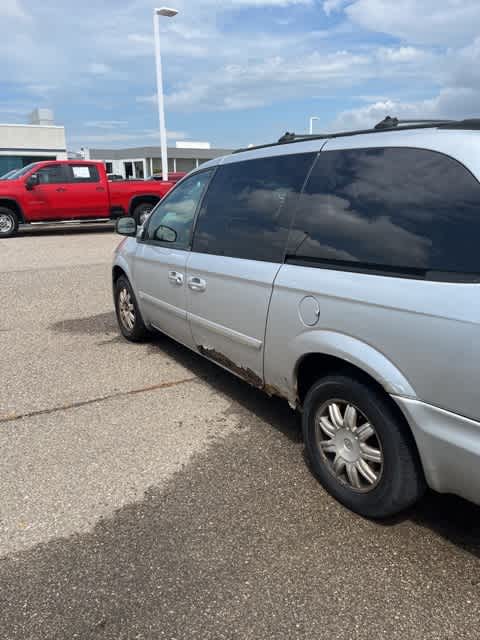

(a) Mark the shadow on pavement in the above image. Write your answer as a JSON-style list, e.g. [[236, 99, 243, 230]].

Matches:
[[51, 311, 117, 336], [50, 310, 480, 556]]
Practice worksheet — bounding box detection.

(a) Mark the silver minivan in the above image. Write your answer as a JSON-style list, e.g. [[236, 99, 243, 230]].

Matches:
[[113, 118, 480, 518]]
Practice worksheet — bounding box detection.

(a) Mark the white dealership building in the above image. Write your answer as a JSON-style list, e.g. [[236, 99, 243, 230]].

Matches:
[[87, 141, 232, 179], [0, 109, 67, 176]]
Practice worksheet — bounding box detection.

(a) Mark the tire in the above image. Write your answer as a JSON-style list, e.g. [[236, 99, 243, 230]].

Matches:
[[0, 207, 19, 238], [302, 375, 425, 519], [133, 202, 155, 226], [114, 275, 149, 342]]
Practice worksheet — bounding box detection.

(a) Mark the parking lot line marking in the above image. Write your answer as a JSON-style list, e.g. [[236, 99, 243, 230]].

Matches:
[[0, 376, 199, 424]]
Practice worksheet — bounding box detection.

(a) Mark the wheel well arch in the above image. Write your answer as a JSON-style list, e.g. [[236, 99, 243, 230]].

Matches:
[[112, 265, 127, 284], [0, 199, 25, 223], [128, 194, 160, 216], [296, 353, 391, 405], [295, 352, 422, 466]]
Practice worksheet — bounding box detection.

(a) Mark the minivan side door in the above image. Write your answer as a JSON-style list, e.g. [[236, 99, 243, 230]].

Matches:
[[187, 152, 316, 384], [133, 170, 213, 348]]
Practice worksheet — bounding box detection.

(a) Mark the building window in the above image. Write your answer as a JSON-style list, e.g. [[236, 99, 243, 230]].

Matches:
[[105, 162, 113, 174], [134, 161, 144, 179], [176, 158, 197, 173], [124, 162, 133, 179]]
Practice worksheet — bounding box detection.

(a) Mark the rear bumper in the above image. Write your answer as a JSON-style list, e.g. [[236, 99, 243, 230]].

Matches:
[[394, 396, 480, 506]]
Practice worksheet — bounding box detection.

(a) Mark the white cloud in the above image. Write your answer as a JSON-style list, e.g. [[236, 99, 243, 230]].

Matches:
[[323, 0, 348, 15], [163, 50, 372, 111], [84, 121, 129, 129], [88, 63, 111, 75], [332, 87, 480, 131], [378, 46, 425, 63], [346, 0, 480, 46], [0, 0, 28, 18], [69, 129, 188, 147]]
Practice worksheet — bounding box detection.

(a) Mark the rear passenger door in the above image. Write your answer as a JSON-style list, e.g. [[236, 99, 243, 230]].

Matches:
[[187, 152, 316, 384], [64, 164, 109, 218]]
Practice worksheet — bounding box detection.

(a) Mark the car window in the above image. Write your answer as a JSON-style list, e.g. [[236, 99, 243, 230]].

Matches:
[[36, 165, 68, 184], [144, 170, 213, 248], [192, 153, 316, 263], [67, 164, 100, 183], [6, 163, 41, 180], [287, 147, 480, 278]]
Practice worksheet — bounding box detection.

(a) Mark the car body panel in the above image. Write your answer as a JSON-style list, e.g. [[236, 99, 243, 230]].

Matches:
[[186, 252, 281, 385], [134, 243, 194, 349], [264, 263, 480, 421], [394, 396, 480, 502]]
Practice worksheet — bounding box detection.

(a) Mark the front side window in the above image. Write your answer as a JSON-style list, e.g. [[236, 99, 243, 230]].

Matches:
[[36, 165, 67, 184], [192, 153, 316, 263], [68, 164, 100, 183], [144, 170, 213, 248], [288, 147, 480, 278]]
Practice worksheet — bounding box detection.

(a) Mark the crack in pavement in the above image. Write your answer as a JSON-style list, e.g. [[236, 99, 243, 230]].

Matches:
[[0, 376, 199, 424]]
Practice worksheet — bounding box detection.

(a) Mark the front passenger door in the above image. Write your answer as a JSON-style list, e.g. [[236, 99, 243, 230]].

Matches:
[[134, 170, 213, 348], [22, 164, 69, 220]]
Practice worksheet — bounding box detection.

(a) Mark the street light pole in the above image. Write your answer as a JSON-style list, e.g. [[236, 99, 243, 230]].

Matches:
[[153, 7, 178, 181], [309, 116, 320, 134]]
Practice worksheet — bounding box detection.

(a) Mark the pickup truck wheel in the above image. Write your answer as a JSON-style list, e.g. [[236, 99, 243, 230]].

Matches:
[[114, 275, 149, 342], [302, 375, 425, 519], [133, 203, 154, 226], [0, 207, 19, 238]]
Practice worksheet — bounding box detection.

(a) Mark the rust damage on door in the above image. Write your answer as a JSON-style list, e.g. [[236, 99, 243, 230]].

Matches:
[[197, 345, 263, 389], [197, 344, 292, 403]]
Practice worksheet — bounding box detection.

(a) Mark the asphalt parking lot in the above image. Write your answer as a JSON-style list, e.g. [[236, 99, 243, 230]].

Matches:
[[1, 225, 480, 639]]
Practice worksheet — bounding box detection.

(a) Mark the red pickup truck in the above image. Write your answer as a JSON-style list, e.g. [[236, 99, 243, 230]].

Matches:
[[0, 160, 175, 238]]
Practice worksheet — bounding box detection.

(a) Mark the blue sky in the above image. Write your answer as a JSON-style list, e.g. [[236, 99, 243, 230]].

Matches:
[[1, 1, 480, 150]]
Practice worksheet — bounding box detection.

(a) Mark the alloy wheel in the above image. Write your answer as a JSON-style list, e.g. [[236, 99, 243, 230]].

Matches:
[[118, 287, 135, 331], [0, 213, 14, 235], [315, 400, 383, 492]]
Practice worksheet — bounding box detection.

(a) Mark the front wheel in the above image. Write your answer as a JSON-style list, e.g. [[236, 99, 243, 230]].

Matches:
[[0, 207, 19, 238], [114, 275, 149, 342], [302, 375, 425, 519]]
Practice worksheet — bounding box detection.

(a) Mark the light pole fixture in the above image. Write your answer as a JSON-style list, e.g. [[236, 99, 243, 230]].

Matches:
[[309, 116, 320, 134], [153, 7, 178, 181]]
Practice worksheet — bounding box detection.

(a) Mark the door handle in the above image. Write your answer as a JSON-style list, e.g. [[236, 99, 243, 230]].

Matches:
[[188, 276, 206, 292], [56, 187, 67, 192], [168, 270, 184, 285], [96, 187, 105, 191]]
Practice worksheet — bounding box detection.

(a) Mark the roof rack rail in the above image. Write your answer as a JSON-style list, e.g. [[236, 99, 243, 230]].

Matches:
[[232, 116, 480, 154], [374, 116, 454, 129]]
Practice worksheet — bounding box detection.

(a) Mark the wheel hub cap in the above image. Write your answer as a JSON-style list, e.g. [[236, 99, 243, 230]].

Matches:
[[0, 213, 13, 233], [315, 400, 384, 492], [118, 287, 135, 330]]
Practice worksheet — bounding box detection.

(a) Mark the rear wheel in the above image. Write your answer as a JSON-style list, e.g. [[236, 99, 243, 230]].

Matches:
[[133, 202, 155, 226], [114, 275, 149, 342], [0, 207, 19, 238], [302, 375, 425, 518]]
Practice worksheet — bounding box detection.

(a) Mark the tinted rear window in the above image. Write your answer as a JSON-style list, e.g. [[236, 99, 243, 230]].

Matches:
[[192, 153, 316, 263], [288, 147, 480, 278]]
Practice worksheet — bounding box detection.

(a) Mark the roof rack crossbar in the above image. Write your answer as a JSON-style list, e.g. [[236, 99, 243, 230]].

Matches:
[[232, 117, 480, 154]]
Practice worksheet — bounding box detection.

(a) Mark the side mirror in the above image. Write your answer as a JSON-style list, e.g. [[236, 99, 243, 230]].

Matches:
[[116, 216, 137, 236], [25, 174, 39, 190], [154, 225, 177, 243]]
